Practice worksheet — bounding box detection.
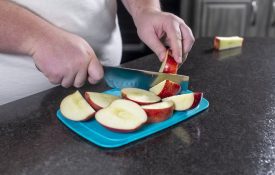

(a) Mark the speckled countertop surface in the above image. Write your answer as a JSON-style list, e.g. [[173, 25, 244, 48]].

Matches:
[[1, 38, 274, 175]]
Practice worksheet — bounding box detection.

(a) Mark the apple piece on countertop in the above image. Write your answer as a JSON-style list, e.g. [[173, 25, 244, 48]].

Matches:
[[141, 101, 174, 123], [162, 92, 203, 111], [60, 91, 95, 121], [121, 88, 161, 105], [214, 36, 244, 50], [95, 99, 147, 132], [159, 50, 179, 74], [149, 79, 181, 98], [84, 92, 120, 111]]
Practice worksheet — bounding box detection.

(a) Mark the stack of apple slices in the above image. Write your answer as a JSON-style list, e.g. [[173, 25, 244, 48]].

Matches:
[[60, 89, 202, 132], [60, 50, 203, 133]]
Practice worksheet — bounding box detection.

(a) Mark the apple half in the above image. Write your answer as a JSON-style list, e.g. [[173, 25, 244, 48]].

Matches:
[[84, 92, 120, 111], [162, 92, 203, 111], [121, 88, 161, 105], [149, 80, 181, 98], [60, 91, 95, 121], [159, 50, 179, 74], [141, 101, 174, 123], [95, 99, 147, 132]]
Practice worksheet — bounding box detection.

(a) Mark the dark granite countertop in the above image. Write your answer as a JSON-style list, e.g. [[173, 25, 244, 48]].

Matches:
[[1, 38, 274, 175]]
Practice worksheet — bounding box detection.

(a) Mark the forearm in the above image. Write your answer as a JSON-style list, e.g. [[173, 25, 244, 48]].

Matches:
[[0, 1, 55, 55], [121, 0, 161, 19]]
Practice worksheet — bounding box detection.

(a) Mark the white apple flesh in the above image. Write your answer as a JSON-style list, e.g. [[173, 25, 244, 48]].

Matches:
[[95, 99, 148, 132], [60, 91, 95, 121], [214, 36, 244, 50], [84, 92, 120, 111], [149, 80, 181, 98], [121, 88, 161, 105], [162, 92, 203, 111], [142, 101, 174, 123]]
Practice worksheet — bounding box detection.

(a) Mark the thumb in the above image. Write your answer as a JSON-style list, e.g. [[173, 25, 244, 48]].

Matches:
[[87, 57, 104, 84]]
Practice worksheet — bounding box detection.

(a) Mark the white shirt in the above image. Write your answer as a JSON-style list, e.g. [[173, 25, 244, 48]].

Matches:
[[0, 0, 122, 105]]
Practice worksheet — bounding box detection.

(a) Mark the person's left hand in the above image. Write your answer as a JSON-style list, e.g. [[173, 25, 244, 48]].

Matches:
[[133, 8, 195, 63]]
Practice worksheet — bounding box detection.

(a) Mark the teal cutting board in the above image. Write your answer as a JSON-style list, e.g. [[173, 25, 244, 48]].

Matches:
[[56, 88, 209, 148]]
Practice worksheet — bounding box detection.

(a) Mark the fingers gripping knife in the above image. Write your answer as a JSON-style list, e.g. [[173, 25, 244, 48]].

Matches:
[[103, 66, 189, 91]]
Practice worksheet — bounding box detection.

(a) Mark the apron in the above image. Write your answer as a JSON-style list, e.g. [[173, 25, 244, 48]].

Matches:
[[0, 0, 122, 105]]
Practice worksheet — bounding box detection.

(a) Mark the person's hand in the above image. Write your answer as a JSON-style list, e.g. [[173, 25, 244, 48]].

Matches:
[[31, 28, 103, 88], [133, 8, 195, 63]]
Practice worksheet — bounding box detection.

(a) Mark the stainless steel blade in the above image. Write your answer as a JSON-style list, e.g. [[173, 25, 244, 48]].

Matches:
[[103, 66, 189, 90]]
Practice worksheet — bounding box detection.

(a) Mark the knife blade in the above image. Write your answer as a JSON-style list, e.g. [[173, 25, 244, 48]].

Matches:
[[103, 66, 189, 91]]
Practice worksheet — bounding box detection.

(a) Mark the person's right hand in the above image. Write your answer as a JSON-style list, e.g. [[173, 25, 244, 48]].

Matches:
[[31, 27, 103, 88]]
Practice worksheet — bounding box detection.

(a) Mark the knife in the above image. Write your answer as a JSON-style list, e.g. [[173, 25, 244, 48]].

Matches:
[[103, 66, 189, 91]]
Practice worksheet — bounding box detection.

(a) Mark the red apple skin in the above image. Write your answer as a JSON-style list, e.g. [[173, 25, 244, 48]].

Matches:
[[99, 122, 145, 133], [163, 53, 178, 74], [143, 106, 174, 123], [84, 92, 102, 111], [80, 114, 96, 121], [190, 92, 203, 109], [214, 37, 220, 50], [157, 80, 181, 98], [121, 92, 159, 105]]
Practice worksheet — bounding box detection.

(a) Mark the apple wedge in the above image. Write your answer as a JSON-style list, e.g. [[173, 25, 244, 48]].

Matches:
[[214, 36, 244, 50], [60, 91, 95, 121], [162, 92, 203, 111], [121, 88, 161, 105], [84, 92, 120, 111], [141, 101, 174, 123], [95, 99, 147, 132], [149, 80, 181, 98], [159, 50, 179, 74]]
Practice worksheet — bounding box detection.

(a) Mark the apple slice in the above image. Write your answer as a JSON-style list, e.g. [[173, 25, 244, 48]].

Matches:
[[84, 92, 120, 111], [162, 92, 203, 111], [141, 101, 174, 123], [60, 91, 95, 121], [95, 99, 147, 132], [121, 88, 161, 105], [149, 80, 181, 98], [159, 50, 179, 74], [214, 36, 244, 50]]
